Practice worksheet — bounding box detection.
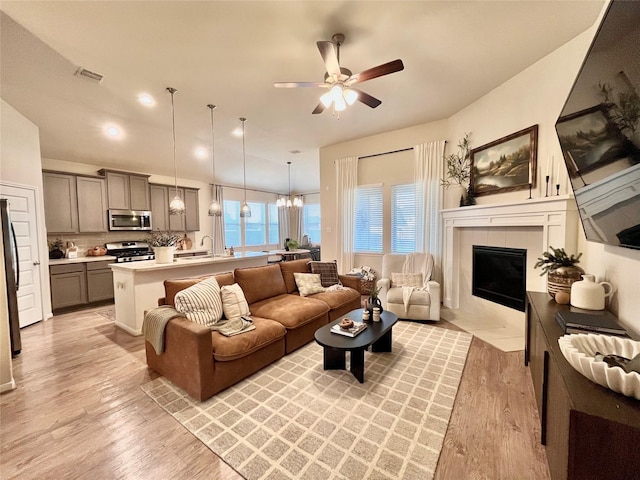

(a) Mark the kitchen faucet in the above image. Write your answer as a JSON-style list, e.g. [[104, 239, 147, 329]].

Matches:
[[200, 235, 213, 254]]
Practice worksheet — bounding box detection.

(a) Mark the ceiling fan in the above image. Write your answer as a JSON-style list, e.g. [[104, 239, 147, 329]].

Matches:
[[274, 33, 404, 114]]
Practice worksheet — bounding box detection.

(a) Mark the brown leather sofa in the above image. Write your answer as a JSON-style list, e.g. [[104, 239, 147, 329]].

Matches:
[[145, 260, 361, 401]]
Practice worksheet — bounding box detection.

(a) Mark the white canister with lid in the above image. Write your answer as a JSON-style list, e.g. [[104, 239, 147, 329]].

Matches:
[[570, 274, 614, 310]]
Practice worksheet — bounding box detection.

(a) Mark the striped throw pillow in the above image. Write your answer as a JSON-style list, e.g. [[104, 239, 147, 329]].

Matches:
[[174, 276, 223, 327]]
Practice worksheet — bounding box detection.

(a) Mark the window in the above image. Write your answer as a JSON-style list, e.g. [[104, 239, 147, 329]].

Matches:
[[244, 202, 266, 246], [302, 203, 321, 245], [268, 204, 279, 245], [223, 200, 240, 248], [354, 185, 383, 253], [391, 183, 417, 253]]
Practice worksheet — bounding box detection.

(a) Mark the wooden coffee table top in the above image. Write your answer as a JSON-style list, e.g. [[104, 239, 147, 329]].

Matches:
[[314, 308, 399, 350]]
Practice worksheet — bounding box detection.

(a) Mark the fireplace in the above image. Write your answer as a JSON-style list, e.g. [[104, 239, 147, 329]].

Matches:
[[472, 245, 527, 312]]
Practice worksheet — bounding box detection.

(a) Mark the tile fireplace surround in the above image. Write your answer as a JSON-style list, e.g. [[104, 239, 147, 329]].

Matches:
[[441, 195, 579, 310]]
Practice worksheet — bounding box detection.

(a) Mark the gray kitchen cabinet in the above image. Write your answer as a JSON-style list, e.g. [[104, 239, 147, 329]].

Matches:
[[149, 184, 169, 231], [100, 169, 150, 210], [86, 261, 114, 302], [76, 176, 108, 232], [43, 172, 78, 233], [149, 184, 199, 232], [184, 187, 199, 232], [50, 264, 87, 309]]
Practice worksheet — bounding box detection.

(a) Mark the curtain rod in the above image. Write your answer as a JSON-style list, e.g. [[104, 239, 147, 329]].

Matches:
[[357, 140, 447, 160]]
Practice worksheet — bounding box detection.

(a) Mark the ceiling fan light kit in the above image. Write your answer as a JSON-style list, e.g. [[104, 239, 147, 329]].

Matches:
[[274, 33, 404, 115]]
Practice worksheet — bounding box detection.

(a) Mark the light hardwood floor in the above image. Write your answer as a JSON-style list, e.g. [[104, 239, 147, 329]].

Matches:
[[1, 305, 550, 480]]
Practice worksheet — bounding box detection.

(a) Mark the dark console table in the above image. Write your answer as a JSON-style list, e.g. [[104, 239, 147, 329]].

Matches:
[[525, 291, 640, 480]]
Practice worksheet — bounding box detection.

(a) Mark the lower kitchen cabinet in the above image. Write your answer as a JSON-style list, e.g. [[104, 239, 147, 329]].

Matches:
[[50, 261, 113, 310]]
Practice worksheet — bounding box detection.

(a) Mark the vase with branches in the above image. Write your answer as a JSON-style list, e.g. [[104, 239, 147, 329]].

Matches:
[[441, 132, 472, 188], [599, 81, 640, 137], [534, 246, 584, 299]]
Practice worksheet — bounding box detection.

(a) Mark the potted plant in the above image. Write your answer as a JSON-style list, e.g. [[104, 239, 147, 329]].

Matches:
[[48, 238, 65, 259], [441, 133, 472, 206], [286, 238, 300, 251], [534, 246, 584, 300], [599, 81, 640, 139], [148, 231, 181, 264]]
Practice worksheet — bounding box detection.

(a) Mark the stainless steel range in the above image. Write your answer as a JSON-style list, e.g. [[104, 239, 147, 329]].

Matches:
[[105, 241, 154, 262]]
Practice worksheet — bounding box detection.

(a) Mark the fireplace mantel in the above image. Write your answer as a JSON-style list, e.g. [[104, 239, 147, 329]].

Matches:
[[441, 195, 579, 309]]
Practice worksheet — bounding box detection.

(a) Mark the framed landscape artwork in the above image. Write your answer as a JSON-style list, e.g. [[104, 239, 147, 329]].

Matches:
[[470, 125, 538, 196]]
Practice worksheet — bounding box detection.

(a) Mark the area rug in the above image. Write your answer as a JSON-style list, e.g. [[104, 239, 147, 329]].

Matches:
[[142, 322, 472, 480]]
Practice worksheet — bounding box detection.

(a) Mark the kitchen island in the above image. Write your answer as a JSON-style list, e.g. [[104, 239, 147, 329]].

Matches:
[[110, 252, 268, 335]]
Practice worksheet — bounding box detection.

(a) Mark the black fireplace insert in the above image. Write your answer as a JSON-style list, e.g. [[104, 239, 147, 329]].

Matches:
[[472, 245, 527, 312]]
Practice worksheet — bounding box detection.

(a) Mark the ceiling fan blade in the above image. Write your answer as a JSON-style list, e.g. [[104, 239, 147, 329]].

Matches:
[[347, 59, 405, 85], [312, 102, 326, 115], [352, 89, 382, 108], [274, 82, 325, 88], [316, 41, 341, 78]]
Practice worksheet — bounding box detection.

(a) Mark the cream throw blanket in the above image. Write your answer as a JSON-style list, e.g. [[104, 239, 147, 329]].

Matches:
[[400, 253, 434, 312]]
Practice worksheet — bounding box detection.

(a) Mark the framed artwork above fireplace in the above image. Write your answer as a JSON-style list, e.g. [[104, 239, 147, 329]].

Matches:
[[470, 125, 538, 196]]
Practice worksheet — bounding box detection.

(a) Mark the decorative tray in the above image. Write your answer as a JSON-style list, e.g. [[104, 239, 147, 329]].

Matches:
[[558, 333, 640, 400]]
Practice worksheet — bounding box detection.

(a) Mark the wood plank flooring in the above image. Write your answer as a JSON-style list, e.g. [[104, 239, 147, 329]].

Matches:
[[0, 305, 550, 480]]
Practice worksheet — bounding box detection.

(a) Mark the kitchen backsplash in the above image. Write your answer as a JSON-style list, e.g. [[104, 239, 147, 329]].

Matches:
[[48, 231, 153, 257]]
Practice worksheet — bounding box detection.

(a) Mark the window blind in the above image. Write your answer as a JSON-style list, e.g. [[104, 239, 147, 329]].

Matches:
[[354, 185, 383, 253], [391, 183, 417, 253]]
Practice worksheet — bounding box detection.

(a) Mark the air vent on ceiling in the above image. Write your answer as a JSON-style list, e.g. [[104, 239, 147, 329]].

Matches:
[[75, 67, 104, 83], [289, 149, 302, 154]]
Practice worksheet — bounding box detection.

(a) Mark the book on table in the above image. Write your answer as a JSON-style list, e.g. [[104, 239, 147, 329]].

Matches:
[[331, 322, 367, 337], [555, 310, 628, 337]]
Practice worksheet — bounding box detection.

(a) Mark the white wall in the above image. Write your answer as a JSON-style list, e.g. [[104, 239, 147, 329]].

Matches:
[[0, 99, 52, 320], [319, 9, 640, 335]]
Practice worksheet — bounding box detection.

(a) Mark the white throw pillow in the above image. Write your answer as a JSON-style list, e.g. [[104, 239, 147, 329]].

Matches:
[[293, 272, 326, 297], [391, 272, 423, 288], [174, 276, 223, 327], [220, 283, 251, 320]]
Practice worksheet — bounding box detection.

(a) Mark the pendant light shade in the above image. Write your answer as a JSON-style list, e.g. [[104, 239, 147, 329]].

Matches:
[[239, 117, 251, 218], [207, 104, 222, 217], [279, 161, 303, 209], [167, 87, 185, 216]]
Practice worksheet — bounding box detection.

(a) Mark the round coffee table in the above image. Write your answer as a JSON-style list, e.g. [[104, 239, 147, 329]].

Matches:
[[314, 308, 399, 383]]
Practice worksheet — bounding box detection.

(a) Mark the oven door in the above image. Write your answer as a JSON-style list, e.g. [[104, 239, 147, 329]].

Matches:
[[108, 210, 152, 231]]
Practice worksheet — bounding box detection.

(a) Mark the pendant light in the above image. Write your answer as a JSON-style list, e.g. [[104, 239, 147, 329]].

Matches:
[[239, 117, 251, 218], [207, 104, 222, 217], [167, 87, 185, 215]]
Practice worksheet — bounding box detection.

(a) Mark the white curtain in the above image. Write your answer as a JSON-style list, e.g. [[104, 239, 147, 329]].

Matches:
[[278, 206, 290, 249], [335, 156, 358, 273], [212, 185, 225, 255], [414, 141, 446, 284], [294, 204, 303, 244]]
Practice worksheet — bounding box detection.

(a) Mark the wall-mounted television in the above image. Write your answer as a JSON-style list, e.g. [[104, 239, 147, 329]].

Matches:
[[555, 0, 640, 250]]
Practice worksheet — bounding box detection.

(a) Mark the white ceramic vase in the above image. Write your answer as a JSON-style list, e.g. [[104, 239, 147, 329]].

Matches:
[[570, 274, 614, 310], [154, 246, 175, 264]]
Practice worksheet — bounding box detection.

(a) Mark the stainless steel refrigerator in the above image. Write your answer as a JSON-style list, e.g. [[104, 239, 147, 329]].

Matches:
[[1, 199, 21, 356]]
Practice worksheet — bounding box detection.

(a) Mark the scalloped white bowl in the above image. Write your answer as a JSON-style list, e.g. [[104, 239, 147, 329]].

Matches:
[[558, 334, 640, 400]]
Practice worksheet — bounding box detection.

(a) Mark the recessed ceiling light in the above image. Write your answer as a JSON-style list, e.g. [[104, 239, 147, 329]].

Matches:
[[195, 147, 208, 159], [106, 126, 120, 137], [138, 93, 155, 106]]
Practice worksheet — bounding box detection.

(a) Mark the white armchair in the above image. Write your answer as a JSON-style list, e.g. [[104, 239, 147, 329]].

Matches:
[[377, 253, 441, 322]]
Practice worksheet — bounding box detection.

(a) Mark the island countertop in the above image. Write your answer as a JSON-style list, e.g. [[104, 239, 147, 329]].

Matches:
[[109, 251, 267, 272]]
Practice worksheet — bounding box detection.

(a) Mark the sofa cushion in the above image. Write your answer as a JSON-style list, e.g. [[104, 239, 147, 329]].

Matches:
[[234, 264, 287, 305], [174, 276, 223, 326], [387, 287, 431, 306], [294, 273, 325, 296], [211, 317, 286, 362], [250, 294, 329, 330], [279, 259, 311, 293], [164, 272, 234, 306], [220, 283, 251, 319], [307, 286, 361, 310], [309, 261, 340, 287], [391, 272, 423, 288]]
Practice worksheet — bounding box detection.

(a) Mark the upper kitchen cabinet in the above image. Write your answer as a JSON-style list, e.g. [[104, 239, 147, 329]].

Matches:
[[43, 171, 107, 233], [99, 169, 150, 211], [150, 184, 199, 232], [43, 172, 78, 233]]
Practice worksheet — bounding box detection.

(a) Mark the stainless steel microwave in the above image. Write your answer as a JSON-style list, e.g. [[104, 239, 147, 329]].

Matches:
[[108, 209, 152, 231]]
